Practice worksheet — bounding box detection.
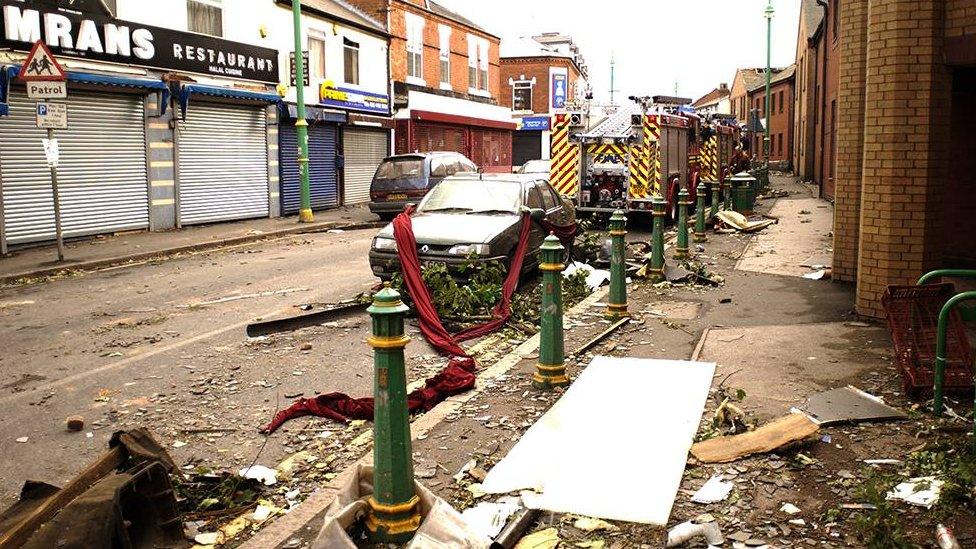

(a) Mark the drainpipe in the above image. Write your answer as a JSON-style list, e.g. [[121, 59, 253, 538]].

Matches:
[[817, 0, 829, 198]]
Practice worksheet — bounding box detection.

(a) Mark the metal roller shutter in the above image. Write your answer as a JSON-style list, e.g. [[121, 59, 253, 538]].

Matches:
[[178, 102, 268, 225], [513, 132, 542, 167], [279, 122, 339, 214], [0, 90, 148, 245], [343, 128, 388, 205]]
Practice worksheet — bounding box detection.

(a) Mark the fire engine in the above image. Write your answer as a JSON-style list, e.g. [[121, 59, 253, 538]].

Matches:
[[549, 97, 695, 221]]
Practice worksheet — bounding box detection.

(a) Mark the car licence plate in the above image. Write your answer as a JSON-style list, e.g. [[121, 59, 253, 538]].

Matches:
[[387, 193, 408, 201]]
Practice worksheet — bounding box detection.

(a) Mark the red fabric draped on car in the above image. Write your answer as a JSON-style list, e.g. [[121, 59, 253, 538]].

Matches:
[[262, 206, 557, 434]]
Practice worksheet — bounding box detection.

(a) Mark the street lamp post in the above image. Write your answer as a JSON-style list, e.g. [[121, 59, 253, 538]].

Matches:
[[764, 0, 774, 163], [291, 0, 313, 223]]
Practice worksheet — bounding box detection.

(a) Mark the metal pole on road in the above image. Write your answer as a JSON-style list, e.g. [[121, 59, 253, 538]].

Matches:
[[291, 0, 313, 223], [365, 286, 420, 543], [694, 181, 708, 243], [46, 111, 64, 262], [606, 210, 629, 319], [764, 0, 774, 163], [534, 234, 570, 390]]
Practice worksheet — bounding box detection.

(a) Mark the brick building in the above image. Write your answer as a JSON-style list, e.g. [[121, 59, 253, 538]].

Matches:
[[793, 0, 840, 199], [735, 66, 795, 167], [692, 83, 731, 116], [499, 34, 588, 166], [832, 0, 976, 318], [345, 0, 515, 171]]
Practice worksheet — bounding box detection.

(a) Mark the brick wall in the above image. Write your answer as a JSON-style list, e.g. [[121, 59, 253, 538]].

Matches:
[[854, 0, 951, 318], [946, 0, 976, 37], [498, 57, 580, 114], [747, 78, 794, 163], [387, 1, 500, 100], [833, 0, 868, 283]]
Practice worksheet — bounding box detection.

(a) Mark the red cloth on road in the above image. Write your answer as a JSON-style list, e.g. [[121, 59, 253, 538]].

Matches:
[[262, 208, 546, 433]]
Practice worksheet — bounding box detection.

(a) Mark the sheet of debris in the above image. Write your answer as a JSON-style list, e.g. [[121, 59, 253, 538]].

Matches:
[[794, 385, 906, 425], [481, 356, 715, 525]]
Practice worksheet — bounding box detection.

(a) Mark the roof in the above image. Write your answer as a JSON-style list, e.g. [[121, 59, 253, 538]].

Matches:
[[296, 0, 386, 34], [427, 0, 492, 35], [801, 0, 826, 40], [500, 36, 557, 58], [579, 104, 641, 139], [742, 65, 796, 93], [693, 86, 731, 108]]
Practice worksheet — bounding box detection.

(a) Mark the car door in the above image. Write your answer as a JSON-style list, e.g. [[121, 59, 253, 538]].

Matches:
[[538, 180, 574, 226]]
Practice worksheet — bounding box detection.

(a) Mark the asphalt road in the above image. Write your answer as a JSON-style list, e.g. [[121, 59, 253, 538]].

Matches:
[[0, 227, 405, 505]]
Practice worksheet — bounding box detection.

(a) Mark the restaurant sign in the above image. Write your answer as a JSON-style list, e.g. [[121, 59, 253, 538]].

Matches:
[[0, 0, 278, 83]]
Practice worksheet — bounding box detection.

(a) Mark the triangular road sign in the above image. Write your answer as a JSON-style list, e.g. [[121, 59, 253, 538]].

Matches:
[[19, 41, 67, 82]]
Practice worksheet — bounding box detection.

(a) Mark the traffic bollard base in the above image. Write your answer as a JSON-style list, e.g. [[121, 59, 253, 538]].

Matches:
[[605, 302, 630, 319], [693, 233, 708, 243], [674, 248, 690, 260], [532, 362, 570, 390], [366, 495, 422, 543], [298, 208, 314, 223]]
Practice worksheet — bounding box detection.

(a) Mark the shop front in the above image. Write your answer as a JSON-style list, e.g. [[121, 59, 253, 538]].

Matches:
[[513, 116, 551, 168], [278, 105, 345, 215], [0, 0, 279, 247], [393, 90, 515, 173]]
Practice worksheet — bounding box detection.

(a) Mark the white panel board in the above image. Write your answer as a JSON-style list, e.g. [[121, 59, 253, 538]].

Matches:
[[481, 356, 715, 525]]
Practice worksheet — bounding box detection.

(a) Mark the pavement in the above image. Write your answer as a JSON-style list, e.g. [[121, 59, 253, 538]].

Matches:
[[0, 204, 382, 285]]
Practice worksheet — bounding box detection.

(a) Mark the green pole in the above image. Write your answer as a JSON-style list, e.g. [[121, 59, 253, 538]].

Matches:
[[365, 286, 420, 543], [534, 234, 570, 390], [606, 210, 629, 319], [764, 0, 774, 163], [932, 292, 976, 423], [649, 195, 666, 281], [291, 0, 313, 223], [674, 189, 690, 259], [694, 181, 708, 243], [710, 180, 720, 218], [723, 176, 732, 212]]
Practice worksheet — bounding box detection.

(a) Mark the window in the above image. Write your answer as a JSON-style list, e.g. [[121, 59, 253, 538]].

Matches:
[[779, 90, 784, 114], [343, 38, 359, 84], [438, 25, 451, 87], [405, 13, 424, 81], [537, 182, 558, 211], [778, 133, 783, 156], [513, 81, 532, 112], [103, 0, 117, 14], [525, 186, 544, 209], [468, 35, 489, 92], [309, 37, 325, 80], [187, 0, 222, 37], [770, 93, 775, 114]]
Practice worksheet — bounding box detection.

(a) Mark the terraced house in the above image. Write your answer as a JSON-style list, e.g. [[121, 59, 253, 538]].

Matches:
[[345, 0, 515, 172]]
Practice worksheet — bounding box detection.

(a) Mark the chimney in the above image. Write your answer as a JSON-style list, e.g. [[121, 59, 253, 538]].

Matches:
[[719, 83, 728, 90]]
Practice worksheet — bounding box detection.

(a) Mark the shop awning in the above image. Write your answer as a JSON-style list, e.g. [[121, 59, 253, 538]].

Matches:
[[280, 103, 346, 124], [1, 65, 170, 115], [179, 83, 281, 120]]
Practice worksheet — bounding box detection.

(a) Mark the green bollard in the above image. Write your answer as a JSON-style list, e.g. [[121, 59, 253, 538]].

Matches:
[[674, 189, 690, 259], [648, 195, 666, 281], [606, 210, 629, 319], [365, 286, 421, 543], [723, 177, 732, 212], [709, 180, 720, 219], [533, 234, 570, 390], [694, 181, 708, 243]]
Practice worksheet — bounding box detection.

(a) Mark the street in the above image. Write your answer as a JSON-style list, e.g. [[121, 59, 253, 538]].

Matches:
[[0, 228, 389, 505]]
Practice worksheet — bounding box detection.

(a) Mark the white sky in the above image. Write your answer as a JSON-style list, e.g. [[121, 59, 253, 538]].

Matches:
[[435, 0, 802, 103]]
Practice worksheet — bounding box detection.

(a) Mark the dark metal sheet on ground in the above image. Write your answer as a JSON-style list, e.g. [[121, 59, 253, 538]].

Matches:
[[796, 385, 906, 425]]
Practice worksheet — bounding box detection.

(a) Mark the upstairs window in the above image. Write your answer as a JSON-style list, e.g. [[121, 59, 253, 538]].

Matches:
[[309, 36, 326, 80], [187, 0, 222, 37], [513, 81, 532, 112], [405, 13, 424, 81], [467, 35, 489, 92], [344, 38, 360, 85], [438, 25, 451, 86]]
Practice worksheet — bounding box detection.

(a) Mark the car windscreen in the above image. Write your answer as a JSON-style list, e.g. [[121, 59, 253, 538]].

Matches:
[[417, 179, 523, 215], [371, 158, 425, 191]]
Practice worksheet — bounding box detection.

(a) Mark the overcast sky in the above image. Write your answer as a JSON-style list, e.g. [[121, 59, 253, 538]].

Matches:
[[435, 0, 802, 104]]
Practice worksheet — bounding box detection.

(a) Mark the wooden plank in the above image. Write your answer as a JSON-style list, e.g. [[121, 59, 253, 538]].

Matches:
[[0, 447, 125, 548], [690, 413, 819, 464]]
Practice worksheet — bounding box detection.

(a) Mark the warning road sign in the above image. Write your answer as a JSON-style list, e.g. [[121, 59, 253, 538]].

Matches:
[[18, 41, 66, 82]]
